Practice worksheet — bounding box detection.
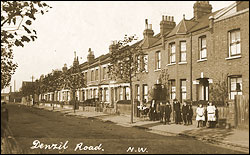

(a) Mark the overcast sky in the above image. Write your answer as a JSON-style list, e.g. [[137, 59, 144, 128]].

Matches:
[[2, 1, 234, 93]]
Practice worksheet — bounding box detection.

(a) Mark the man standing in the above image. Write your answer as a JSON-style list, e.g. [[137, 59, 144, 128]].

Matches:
[[187, 103, 193, 125], [173, 99, 181, 124], [182, 101, 188, 125], [164, 101, 172, 125], [159, 102, 165, 123]]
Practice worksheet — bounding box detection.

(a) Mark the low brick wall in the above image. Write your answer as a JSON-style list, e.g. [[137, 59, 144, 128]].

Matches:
[[116, 104, 131, 115]]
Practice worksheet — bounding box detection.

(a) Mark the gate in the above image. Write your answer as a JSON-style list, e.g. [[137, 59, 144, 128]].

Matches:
[[235, 95, 249, 129]]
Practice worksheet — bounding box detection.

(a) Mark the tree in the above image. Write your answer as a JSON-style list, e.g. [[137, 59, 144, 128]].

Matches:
[[209, 74, 229, 106], [108, 35, 145, 123], [1, 1, 52, 91], [62, 64, 85, 112], [158, 68, 170, 100]]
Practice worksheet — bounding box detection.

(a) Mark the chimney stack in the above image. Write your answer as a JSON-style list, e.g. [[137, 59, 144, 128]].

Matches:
[[109, 40, 119, 53], [62, 64, 67, 72], [160, 15, 176, 36], [87, 48, 95, 63], [143, 19, 154, 38], [193, 1, 212, 20]]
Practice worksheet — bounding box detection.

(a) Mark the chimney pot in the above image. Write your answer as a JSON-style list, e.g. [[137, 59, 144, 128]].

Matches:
[[149, 24, 152, 30], [162, 15, 164, 21], [165, 16, 168, 21], [145, 19, 148, 29], [172, 16, 174, 21]]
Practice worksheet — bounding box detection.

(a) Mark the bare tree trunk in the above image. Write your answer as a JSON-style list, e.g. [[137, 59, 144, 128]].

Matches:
[[72, 89, 76, 113], [130, 80, 134, 124]]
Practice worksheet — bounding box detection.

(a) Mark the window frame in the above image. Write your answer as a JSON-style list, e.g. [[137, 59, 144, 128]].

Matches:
[[142, 84, 148, 103], [228, 29, 241, 57], [180, 79, 187, 103], [91, 70, 94, 81], [143, 54, 148, 72], [168, 79, 176, 100], [180, 41, 187, 62], [199, 36, 207, 60], [95, 69, 99, 81], [135, 84, 140, 101], [229, 75, 242, 100], [169, 43, 176, 64], [155, 51, 161, 70]]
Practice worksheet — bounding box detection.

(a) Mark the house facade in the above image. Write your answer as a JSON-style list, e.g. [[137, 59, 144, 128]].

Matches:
[[39, 1, 249, 114]]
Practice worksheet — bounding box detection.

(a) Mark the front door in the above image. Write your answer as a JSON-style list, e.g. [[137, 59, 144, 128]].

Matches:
[[197, 78, 209, 101]]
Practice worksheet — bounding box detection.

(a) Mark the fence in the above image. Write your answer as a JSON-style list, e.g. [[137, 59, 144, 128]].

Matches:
[[235, 95, 249, 129]]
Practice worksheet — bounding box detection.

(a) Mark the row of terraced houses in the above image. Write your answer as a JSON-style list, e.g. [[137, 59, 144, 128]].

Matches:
[[39, 1, 249, 113]]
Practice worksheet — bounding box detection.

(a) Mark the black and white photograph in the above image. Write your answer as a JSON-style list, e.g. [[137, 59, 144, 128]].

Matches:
[[1, 1, 249, 154]]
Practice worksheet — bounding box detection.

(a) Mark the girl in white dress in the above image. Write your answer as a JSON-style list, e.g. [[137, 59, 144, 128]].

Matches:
[[196, 104, 205, 127]]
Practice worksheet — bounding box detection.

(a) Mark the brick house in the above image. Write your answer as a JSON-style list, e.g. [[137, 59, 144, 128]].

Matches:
[[39, 1, 249, 117]]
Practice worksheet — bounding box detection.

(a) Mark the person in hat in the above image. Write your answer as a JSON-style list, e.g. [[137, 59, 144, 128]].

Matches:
[[187, 103, 193, 125], [164, 101, 172, 125], [182, 101, 188, 125], [196, 104, 205, 128], [173, 99, 182, 124]]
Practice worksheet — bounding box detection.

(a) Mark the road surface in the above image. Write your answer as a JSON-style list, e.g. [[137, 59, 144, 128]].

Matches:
[[5, 103, 244, 154]]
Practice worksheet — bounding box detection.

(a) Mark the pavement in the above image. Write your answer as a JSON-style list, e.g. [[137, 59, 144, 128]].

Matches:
[[26, 103, 249, 153]]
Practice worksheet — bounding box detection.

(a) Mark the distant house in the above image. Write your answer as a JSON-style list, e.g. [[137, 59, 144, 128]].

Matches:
[[1, 93, 10, 103]]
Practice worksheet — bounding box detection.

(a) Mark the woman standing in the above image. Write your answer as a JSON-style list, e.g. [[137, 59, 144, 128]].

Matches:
[[207, 102, 217, 128], [196, 104, 205, 128]]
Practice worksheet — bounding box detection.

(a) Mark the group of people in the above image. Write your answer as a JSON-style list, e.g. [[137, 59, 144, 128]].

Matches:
[[145, 99, 218, 128], [196, 102, 218, 128], [147, 99, 193, 125], [173, 99, 193, 125]]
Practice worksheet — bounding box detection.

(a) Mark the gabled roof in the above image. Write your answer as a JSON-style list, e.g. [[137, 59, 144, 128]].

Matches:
[[167, 19, 197, 37], [139, 37, 159, 49]]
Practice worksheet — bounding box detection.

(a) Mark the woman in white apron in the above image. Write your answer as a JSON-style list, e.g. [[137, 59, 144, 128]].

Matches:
[[196, 104, 205, 128], [207, 102, 216, 128]]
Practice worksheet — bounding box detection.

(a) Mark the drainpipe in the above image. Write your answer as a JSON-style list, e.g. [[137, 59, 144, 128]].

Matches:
[[190, 32, 193, 101]]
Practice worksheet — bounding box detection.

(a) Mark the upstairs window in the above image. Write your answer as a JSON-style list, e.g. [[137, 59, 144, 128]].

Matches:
[[229, 29, 241, 57], [169, 43, 176, 64], [143, 55, 148, 72], [180, 41, 187, 62], [155, 51, 161, 70], [136, 55, 140, 72], [199, 36, 207, 60], [95, 69, 98, 81], [102, 67, 106, 80], [91, 70, 94, 81]]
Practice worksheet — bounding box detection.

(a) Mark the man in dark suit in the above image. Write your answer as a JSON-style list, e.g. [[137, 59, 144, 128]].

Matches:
[[182, 101, 189, 125], [164, 101, 172, 125], [173, 99, 181, 124], [187, 104, 193, 125]]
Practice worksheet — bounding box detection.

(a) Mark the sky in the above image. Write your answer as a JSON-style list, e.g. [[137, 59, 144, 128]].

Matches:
[[2, 1, 234, 93]]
